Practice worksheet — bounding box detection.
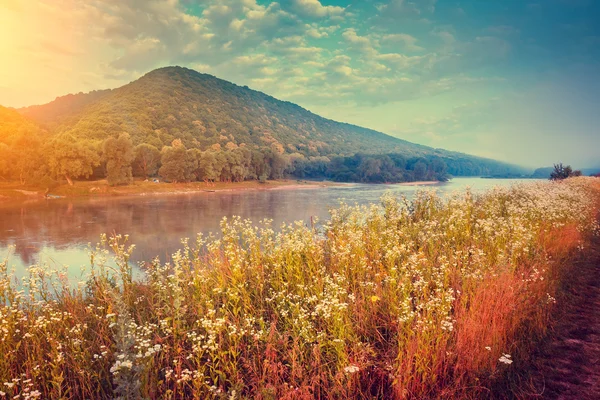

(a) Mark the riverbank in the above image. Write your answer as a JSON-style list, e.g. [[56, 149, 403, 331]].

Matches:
[[396, 180, 441, 186], [0, 179, 340, 203]]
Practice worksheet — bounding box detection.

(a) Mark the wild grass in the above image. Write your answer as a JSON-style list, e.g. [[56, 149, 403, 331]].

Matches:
[[1, 177, 599, 399]]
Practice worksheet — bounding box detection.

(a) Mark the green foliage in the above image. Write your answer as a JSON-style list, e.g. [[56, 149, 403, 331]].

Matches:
[[132, 143, 161, 178], [3, 68, 526, 185], [104, 133, 134, 186], [0, 105, 44, 146], [15, 67, 523, 178], [158, 141, 194, 183], [319, 154, 449, 183], [46, 135, 100, 185], [0, 106, 49, 183], [196, 150, 219, 182]]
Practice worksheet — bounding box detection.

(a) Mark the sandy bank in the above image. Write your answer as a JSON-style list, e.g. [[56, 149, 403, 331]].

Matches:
[[396, 181, 441, 186], [0, 179, 340, 204]]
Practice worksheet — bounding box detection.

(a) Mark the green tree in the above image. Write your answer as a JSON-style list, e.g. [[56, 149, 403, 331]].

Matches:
[[133, 143, 161, 178], [1, 132, 47, 184], [46, 135, 100, 185], [103, 133, 134, 186], [185, 149, 199, 182], [550, 163, 581, 180], [159, 141, 190, 183], [268, 150, 289, 179], [198, 151, 219, 183], [412, 160, 427, 181]]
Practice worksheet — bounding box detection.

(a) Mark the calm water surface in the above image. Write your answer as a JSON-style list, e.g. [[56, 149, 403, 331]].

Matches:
[[0, 178, 538, 280]]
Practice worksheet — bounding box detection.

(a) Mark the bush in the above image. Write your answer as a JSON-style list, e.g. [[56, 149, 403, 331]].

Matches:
[[550, 162, 582, 180]]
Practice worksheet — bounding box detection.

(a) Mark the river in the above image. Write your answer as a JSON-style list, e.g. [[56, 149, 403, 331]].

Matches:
[[0, 178, 539, 281]]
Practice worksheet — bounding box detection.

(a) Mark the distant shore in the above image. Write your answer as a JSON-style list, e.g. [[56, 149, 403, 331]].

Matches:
[[396, 180, 441, 186], [0, 179, 452, 204], [0, 179, 341, 204]]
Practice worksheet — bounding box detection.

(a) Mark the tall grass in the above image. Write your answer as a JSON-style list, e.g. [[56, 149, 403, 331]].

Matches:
[[1, 178, 599, 399]]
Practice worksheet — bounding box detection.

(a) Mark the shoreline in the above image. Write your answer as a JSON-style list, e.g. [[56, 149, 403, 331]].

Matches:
[[0, 179, 342, 204], [396, 180, 441, 186]]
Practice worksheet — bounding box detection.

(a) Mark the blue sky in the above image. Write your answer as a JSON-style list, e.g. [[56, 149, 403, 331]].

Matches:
[[1, 0, 599, 167]]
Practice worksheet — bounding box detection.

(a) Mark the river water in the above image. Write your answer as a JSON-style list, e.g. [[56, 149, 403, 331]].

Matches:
[[0, 178, 538, 281]]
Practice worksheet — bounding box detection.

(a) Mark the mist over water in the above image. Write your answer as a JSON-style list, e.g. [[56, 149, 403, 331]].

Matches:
[[0, 178, 539, 280]]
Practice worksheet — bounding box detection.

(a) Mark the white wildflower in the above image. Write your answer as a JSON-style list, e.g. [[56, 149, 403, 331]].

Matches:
[[498, 353, 513, 365], [343, 365, 360, 374]]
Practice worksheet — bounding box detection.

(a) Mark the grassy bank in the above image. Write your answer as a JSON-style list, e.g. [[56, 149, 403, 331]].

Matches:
[[0, 179, 334, 202], [1, 178, 599, 399]]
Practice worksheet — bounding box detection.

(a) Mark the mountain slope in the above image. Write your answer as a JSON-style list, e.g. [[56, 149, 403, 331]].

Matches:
[[17, 66, 521, 175], [0, 105, 46, 145], [20, 89, 112, 129]]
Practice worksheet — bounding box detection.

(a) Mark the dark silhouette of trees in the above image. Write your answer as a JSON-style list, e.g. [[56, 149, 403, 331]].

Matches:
[[550, 163, 582, 180]]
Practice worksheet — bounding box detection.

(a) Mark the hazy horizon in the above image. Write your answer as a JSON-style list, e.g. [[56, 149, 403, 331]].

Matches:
[[1, 0, 599, 168]]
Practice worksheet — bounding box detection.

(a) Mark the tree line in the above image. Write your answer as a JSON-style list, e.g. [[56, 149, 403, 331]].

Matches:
[[0, 130, 455, 186], [0, 105, 515, 186]]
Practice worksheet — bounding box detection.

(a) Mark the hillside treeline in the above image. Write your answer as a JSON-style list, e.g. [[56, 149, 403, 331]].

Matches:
[[0, 129, 448, 185], [0, 104, 514, 186]]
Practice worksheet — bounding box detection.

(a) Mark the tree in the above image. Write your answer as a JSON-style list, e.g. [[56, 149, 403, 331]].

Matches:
[[133, 143, 161, 178], [46, 135, 100, 185], [0, 143, 11, 180], [104, 133, 134, 186], [185, 149, 199, 182], [412, 160, 428, 181], [550, 163, 581, 180], [197, 151, 220, 183], [358, 157, 383, 182], [3, 133, 46, 184], [268, 150, 290, 179], [159, 141, 192, 183]]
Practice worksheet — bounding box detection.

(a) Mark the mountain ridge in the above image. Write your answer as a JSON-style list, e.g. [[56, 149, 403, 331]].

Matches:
[[14, 66, 522, 177]]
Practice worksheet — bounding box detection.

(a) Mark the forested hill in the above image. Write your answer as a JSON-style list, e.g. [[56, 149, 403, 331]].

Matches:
[[0, 66, 524, 185], [20, 66, 430, 156], [19, 67, 506, 164], [19, 89, 112, 128]]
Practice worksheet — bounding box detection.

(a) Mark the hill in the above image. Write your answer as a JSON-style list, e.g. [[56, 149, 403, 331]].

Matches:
[[532, 166, 600, 179], [20, 89, 112, 129], [0, 105, 46, 145], [17, 66, 520, 177]]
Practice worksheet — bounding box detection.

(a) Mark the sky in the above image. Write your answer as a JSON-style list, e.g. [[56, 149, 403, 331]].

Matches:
[[1, 0, 599, 168]]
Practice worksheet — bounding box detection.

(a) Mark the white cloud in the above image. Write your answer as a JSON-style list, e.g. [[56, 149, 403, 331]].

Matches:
[[342, 28, 379, 56], [286, 0, 345, 19], [382, 33, 424, 51]]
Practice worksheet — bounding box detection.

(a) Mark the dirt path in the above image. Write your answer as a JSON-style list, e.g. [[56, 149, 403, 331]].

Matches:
[[525, 241, 600, 399]]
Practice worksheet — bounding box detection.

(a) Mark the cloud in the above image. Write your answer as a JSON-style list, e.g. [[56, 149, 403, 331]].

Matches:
[[282, 0, 345, 19], [376, 0, 437, 16], [433, 30, 456, 44], [382, 33, 424, 51], [341, 28, 379, 56], [2, 0, 599, 169]]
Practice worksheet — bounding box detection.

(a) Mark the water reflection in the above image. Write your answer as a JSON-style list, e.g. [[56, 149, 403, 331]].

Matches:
[[0, 178, 537, 276]]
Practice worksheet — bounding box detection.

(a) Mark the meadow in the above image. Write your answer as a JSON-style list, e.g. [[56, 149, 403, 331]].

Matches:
[[1, 177, 599, 399]]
